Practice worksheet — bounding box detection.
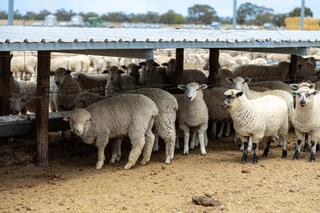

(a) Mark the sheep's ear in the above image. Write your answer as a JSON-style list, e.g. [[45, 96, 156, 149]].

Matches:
[[162, 63, 168, 67], [121, 65, 128, 70], [154, 62, 160, 67], [309, 84, 315, 89], [118, 70, 125, 74], [199, 84, 208, 90], [236, 91, 243, 97], [290, 84, 299, 90], [137, 65, 142, 69], [139, 62, 146, 66], [313, 90, 319, 95], [244, 77, 251, 83], [177, 85, 187, 90], [226, 77, 234, 84], [102, 70, 109, 74], [63, 116, 70, 122]]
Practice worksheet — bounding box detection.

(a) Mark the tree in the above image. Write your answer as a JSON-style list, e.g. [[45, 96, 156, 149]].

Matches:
[[187, 4, 218, 25], [14, 10, 23, 19], [288, 7, 313, 17], [144, 12, 160, 23], [101, 12, 128, 22], [254, 12, 274, 25], [273, 13, 287, 27], [237, 2, 273, 25], [34, 10, 51, 20], [0, 11, 7, 19], [54, 9, 76, 21], [160, 10, 185, 24], [24, 11, 37, 20], [79, 12, 99, 21]]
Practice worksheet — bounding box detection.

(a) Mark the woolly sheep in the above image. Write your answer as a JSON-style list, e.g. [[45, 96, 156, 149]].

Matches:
[[121, 63, 142, 83], [290, 83, 320, 161], [75, 91, 106, 108], [250, 81, 291, 92], [138, 60, 169, 87], [19, 80, 37, 114], [64, 94, 158, 170], [72, 72, 109, 95], [163, 59, 207, 84], [177, 82, 209, 155], [11, 55, 37, 81], [227, 77, 294, 127], [67, 55, 91, 73], [223, 89, 289, 164], [54, 68, 81, 111], [249, 58, 267, 65], [104, 66, 137, 96], [50, 56, 69, 72]]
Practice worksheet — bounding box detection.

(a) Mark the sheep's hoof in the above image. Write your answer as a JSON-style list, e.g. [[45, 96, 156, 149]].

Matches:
[[282, 150, 288, 158], [96, 161, 104, 169], [183, 150, 189, 155], [262, 148, 269, 157], [109, 158, 116, 164], [165, 158, 171, 164], [116, 155, 121, 162], [140, 158, 149, 166], [310, 153, 316, 162], [293, 150, 300, 160], [303, 143, 309, 152], [124, 162, 134, 170], [201, 150, 207, 156], [252, 154, 258, 164], [241, 152, 248, 164]]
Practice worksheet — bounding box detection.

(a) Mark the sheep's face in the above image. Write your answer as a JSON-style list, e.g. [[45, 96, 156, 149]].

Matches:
[[223, 89, 243, 109], [64, 109, 92, 139], [292, 86, 318, 108], [163, 59, 176, 75], [178, 82, 208, 102], [9, 95, 25, 115], [106, 66, 124, 83], [54, 68, 71, 86], [297, 56, 316, 76], [139, 60, 159, 75], [226, 77, 251, 91]]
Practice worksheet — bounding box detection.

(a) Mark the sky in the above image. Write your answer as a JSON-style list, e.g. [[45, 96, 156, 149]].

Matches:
[[1, 0, 319, 18]]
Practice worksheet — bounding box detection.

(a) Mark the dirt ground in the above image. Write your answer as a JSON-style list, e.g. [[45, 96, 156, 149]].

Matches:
[[1, 134, 320, 213]]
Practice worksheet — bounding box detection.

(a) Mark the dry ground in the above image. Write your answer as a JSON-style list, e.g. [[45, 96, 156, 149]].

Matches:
[[1, 134, 320, 213]]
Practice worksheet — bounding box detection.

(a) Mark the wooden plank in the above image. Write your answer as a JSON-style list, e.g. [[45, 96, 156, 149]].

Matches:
[[36, 51, 51, 167], [175, 48, 184, 84], [0, 52, 12, 115], [207, 49, 220, 84], [289, 55, 298, 83]]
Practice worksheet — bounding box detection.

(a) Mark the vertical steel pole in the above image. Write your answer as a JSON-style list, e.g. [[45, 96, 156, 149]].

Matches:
[[300, 0, 305, 30], [8, 0, 14, 26], [232, 0, 237, 29]]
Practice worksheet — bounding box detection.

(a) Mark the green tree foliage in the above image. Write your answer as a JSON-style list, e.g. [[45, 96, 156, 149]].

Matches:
[[187, 4, 218, 25], [237, 2, 273, 25], [24, 11, 37, 20], [54, 9, 76, 21], [160, 10, 185, 24], [34, 10, 51, 20], [101, 12, 128, 22], [14, 10, 23, 19], [272, 13, 287, 27], [288, 7, 313, 17], [0, 11, 7, 19], [79, 12, 99, 21]]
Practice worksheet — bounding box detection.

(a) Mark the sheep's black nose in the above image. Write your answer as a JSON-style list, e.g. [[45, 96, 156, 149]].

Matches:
[[300, 100, 306, 106]]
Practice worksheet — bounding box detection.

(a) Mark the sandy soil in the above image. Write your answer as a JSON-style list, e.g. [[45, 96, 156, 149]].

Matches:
[[1, 135, 320, 213]]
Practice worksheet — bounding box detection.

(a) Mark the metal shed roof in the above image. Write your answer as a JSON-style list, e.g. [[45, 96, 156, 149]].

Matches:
[[1, 26, 320, 56]]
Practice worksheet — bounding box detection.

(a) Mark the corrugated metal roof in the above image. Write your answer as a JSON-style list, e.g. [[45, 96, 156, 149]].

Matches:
[[0, 26, 320, 53]]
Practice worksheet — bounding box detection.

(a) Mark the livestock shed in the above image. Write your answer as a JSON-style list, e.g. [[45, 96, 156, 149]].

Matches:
[[1, 26, 320, 167]]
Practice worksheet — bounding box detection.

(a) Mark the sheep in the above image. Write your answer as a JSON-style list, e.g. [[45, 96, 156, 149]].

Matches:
[[203, 87, 232, 139], [121, 63, 142, 83], [138, 60, 169, 87], [50, 56, 69, 72], [290, 83, 320, 161], [54, 68, 81, 111], [11, 55, 37, 81], [19, 80, 37, 113], [226, 77, 294, 127], [250, 81, 291, 92], [67, 55, 91, 73], [75, 91, 105, 108], [223, 89, 289, 164], [176, 82, 209, 155], [71, 72, 109, 95], [124, 88, 178, 164], [267, 54, 289, 63], [49, 76, 58, 112], [163, 59, 207, 85], [104, 66, 137, 96], [249, 57, 267, 65], [64, 94, 158, 170], [88, 55, 109, 74]]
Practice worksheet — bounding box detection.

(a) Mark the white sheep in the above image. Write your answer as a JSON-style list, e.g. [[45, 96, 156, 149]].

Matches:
[[138, 60, 169, 87], [250, 81, 291, 92], [290, 83, 320, 161], [177, 82, 209, 155], [64, 94, 158, 170], [121, 63, 142, 83], [67, 55, 91, 73], [50, 56, 69, 72], [223, 89, 289, 164], [19, 80, 37, 114], [54, 68, 81, 111], [11, 55, 37, 81], [104, 66, 137, 96], [75, 91, 106, 108], [71, 72, 108, 95]]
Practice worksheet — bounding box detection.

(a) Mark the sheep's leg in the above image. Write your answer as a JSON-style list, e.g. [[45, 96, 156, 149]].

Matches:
[[180, 124, 190, 155], [190, 131, 197, 150], [217, 122, 225, 138], [204, 130, 208, 147], [247, 137, 253, 153], [141, 129, 155, 166], [293, 140, 302, 160], [175, 129, 180, 150], [110, 138, 122, 164], [281, 135, 288, 158], [195, 132, 200, 148], [262, 140, 271, 157], [252, 143, 259, 164], [164, 133, 176, 164], [152, 134, 159, 152], [224, 122, 230, 137], [198, 129, 207, 155], [241, 141, 248, 164], [310, 141, 316, 162], [303, 134, 309, 152], [95, 136, 109, 169], [116, 139, 122, 161], [124, 136, 145, 170], [211, 121, 217, 139]]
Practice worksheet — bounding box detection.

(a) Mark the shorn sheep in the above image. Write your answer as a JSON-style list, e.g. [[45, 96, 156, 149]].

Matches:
[[177, 82, 209, 155], [290, 83, 320, 161], [71, 72, 108, 95], [138, 60, 169, 87], [54, 68, 81, 111], [223, 89, 289, 164], [75, 91, 106, 108], [64, 94, 158, 170]]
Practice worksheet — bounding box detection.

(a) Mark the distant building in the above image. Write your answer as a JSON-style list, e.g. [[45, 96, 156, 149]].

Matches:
[[44, 14, 57, 27], [70, 15, 84, 27]]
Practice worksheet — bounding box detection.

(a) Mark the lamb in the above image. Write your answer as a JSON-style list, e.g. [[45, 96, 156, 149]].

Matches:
[[54, 68, 81, 111], [227, 77, 294, 126], [67, 55, 91, 73], [75, 91, 106, 108], [71, 72, 109, 95], [104, 66, 137, 96], [290, 83, 320, 161], [177, 82, 209, 155], [121, 63, 142, 83], [223, 89, 289, 164], [11, 55, 37, 81], [250, 81, 291, 92], [163, 59, 207, 84], [64, 94, 158, 170], [138, 60, 169, 87]]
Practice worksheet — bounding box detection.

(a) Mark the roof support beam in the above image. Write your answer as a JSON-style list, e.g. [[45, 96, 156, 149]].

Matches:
[[175, 48, 184, 84], [0, 52, 12, 115], [289, 55, 298, 83], [208, 49, 220, 85]]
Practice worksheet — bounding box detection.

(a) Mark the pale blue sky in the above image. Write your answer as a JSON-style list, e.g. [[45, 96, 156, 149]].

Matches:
[[1, 0, 319, 18]]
